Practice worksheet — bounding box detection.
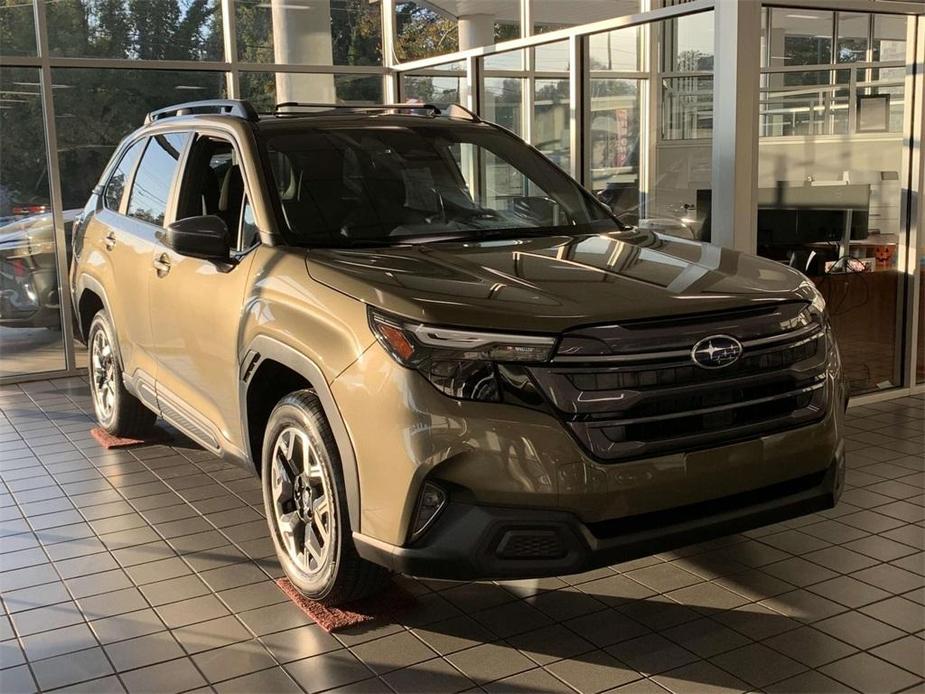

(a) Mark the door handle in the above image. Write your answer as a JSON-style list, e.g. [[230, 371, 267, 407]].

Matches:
[[104, 232, 116, 251], [153, 254, 171, 276]]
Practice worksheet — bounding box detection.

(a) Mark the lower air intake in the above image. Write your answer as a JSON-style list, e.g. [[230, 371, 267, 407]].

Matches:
[[495, 529, 566, 559]]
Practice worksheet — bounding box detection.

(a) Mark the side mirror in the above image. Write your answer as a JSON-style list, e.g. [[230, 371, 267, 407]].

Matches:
[[165, 215, 230, 260]]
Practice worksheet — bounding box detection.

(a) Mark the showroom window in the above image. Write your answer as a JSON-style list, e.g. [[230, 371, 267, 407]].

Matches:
[[757, 11, 917, 394], [0, 66, 65, 378], [240, 72, 383, 112], [45, 0, 224, 61], [235, 0, 381, 66], [0, 0, 37, 56]]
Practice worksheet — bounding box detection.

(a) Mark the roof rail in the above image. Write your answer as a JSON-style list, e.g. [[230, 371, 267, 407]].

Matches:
[[145, 99, 259, 124], [271, 102, 480, 122]]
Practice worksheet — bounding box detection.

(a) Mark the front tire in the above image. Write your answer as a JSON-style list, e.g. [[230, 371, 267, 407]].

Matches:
[[88, 310, 156, 438], [261, 390, 389, 605]]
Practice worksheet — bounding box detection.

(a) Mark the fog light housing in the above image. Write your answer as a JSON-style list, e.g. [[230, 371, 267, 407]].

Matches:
[[409, 482, 446, 542]]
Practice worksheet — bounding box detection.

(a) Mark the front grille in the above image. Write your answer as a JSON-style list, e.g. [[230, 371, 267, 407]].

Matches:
[[529, 302, 831, 462]]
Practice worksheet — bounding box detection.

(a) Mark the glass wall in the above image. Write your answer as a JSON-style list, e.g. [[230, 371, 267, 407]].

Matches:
[[2, 0, 922, 396], [1, 66, 66, 377], [234, 0, 380, 65], [1, 0, 392, 380], [757, 9, 916, 395]]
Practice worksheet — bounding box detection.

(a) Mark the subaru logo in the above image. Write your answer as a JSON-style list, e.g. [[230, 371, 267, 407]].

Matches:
[[691, 335, 743, 369]]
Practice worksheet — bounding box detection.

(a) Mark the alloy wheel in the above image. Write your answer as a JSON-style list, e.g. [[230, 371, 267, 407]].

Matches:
[[90, 328, 116, 422], [270, 426, 334, 575]]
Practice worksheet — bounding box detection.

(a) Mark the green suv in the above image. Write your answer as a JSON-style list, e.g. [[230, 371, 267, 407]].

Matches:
[[71, 99, 847, 605]]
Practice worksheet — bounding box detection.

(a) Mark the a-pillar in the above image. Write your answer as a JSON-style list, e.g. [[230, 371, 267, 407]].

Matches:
[[271, 0, 336, 103]]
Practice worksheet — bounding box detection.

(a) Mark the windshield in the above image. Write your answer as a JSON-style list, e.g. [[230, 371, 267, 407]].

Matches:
[[262, 122, 614, 248]]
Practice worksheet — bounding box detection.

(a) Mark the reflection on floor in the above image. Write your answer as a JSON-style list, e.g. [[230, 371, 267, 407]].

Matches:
[[0, 330, 86, 379], [0, 328, 65, 379], [0, 378, 922, 694]]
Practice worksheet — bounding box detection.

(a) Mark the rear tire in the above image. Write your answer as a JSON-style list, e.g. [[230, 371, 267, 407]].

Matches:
[[261, 389, 390, 605], [88, 310, 156, 438]]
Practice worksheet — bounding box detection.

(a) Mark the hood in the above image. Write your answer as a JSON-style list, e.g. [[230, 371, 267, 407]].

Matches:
[[306, 229, 813, 333]]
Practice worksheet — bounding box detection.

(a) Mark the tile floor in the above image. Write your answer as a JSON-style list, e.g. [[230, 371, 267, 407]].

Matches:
[[0, 378, 922, 694]]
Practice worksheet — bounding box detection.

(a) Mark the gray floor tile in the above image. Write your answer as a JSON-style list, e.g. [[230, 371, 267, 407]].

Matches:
[[192, 638, 278, 684], [814, 610, 906, 649], [385, 656, 476, 694], [104, 630, 184, 671], [710, 642, 806, 688], [213, 666, 303, 694], [660, 618, 750, 659], [0, 639, 26, 669], [870, 635, 925, 678], [10, 601, 84, 636], [77, 587, 149, 620], [65, 569, 134, 599], [172, 615, 252, 654], [651, 660, 749, 694], [506, 623, 595, 665], [119, 656, 208, 694], [606, 633, 699, 676], [411, 616, 497, 657], [90, 608, 166, 644], [445, 642, 535, 685], [31, 647, 113, 691], [0, 664, 37, 694], [285, 649, 375, 692], [764, 670, 857, 693], [137, 574, 211, 607], [20, 622, 98, 661], [155, 593, 229, 629], [820, 652, 921, 693], [1, 582, 71, 614], [761, 625, 857, 668], [351, 631, 437, 675], [259, 624, 340, 663], [53, 674, 126, 693]]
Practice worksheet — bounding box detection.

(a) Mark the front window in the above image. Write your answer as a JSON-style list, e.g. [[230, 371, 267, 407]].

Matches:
[[261, 122, 613, 248]]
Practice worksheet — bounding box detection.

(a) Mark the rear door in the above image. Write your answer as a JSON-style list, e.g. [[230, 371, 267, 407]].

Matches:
[[146, 132, 258, 454]]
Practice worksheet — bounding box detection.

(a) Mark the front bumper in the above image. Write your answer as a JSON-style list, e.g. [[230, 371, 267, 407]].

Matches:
[[354, 447, 845, 580]]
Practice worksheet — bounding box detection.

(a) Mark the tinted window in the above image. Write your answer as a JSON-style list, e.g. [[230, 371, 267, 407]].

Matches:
[[104, 139, 144, 211], [127, 132, 190, 226]]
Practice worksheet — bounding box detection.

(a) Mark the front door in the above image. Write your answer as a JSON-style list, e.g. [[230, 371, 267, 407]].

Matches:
[[147, 133, 257, 453]]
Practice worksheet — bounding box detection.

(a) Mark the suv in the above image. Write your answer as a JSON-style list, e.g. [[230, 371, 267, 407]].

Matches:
[[71, 99, 847, 605]]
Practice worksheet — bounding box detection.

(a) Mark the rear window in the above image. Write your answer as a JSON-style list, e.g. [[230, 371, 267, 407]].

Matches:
[[103, 139, 144, 212], [126, 132, 190, 226]]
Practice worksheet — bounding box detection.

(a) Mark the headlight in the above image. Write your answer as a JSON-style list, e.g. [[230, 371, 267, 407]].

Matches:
[[799, 280, 827, 316], [368, 308, 555, 402]]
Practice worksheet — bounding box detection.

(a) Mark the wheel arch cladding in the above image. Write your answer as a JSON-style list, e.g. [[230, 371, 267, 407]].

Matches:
[[241, 335, 362, 533]]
